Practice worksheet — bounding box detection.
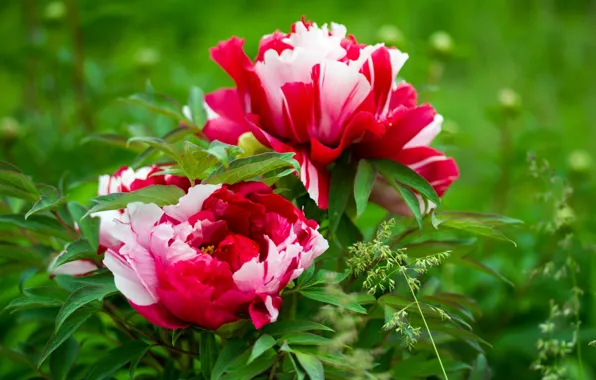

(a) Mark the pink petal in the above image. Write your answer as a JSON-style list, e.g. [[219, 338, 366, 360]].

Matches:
[[103, 250, 157, 306], [130, 301, 189, 330], [163, 184, 222, 222], [249, 294, 282, 329], [388, 82, 418, 109], [210, 37, 254, 110], [297, 151, 330, 209], [204, 88, 251, 145]]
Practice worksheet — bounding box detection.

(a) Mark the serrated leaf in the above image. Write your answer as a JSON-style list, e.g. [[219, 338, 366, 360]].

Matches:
[[52, 239, 96, 269], [248, 334, 276, 364], [294, 352, 324, 380], [85, 185, 185, 217], [25, 185, 67, 219], [50, 337, 78, 380], [205, 152, 299, 185], [55, 283, 117, 331], [131, 126, 196, 169], [328, 164, 354, 234], [262, 320, 334, 336], [299, 288, 367, 314], [86, 341, 150, 380], [68, 202, 98, 250], [200, 332, 218, 379], [38, 306, 95, 366], [210, 339, 246, 380], [0, 169, 39, 202], [374, 159, 440, 205], [188, 86, 207, 128], [0, 214, 71, 240], [354, 160, 376, 217]]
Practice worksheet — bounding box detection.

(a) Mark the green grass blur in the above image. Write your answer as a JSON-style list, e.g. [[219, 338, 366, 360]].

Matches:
[[1, 0, 595, 378]]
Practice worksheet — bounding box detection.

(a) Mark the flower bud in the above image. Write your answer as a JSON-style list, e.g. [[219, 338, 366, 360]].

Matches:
[[498, 88, 521, 110], [429, 31, 453, 56], [0, 117, 21, 140], [238, 132, 270, 156], [376, 25, 405, 47], [135, 48, 160, 68], [43, 1, 66, 23], [568, 149, 592, 172]]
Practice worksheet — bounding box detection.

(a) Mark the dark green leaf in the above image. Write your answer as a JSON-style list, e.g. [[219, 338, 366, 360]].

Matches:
[[396, 182, 424, 230], [278, 333, 331, 346], [52, 239, 96, 269], [221, 349, 276, 380], [205, 152, 299, 185], [248, 334, 276, 364], [455, 257, 514, 287], [19, 267, 39, 293], [85, 185, 185, 217], [468, 354, 491, 380], [54, 271, 115, 292], [0, 346, 39, 375], [86, 341, 150, 380], [200, 332, 218, 380], [303, 269, 352, 288], [374, 159, 440, 205], [0, 214, 71, 240], [299, 288, 367, 314], [0, 169, 39, 202], [0, 243, 42, 265], [296, 265, 315, 288], [38, 306, 95, 366], [55, 283, 117, 331], [262, 320, 334, 336], [211, 339, 246, 380], [294, 352, 324, 380], [50, 337, 78, 380], [25, 185, 67, 219], [68, 202, 99, 251], [354, 160, 376, 217], [328, 164, 354, 234], [5, 286, 69, 312], [188, 86, 207, 128], [335, 214, 363, 249]]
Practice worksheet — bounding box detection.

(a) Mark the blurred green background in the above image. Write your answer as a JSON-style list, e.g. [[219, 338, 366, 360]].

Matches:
[[1, 0, 595, 378]]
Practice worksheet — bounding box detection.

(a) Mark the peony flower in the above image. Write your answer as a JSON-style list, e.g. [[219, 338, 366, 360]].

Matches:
[[203, 19, 459, 212], [94, 165, 191, 250], [103, 182, 328, 330]]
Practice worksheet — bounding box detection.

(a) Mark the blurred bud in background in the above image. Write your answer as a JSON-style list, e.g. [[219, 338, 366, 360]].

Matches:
[[43, 1, 66, 23], [0, 117, 21, 141], [498, 88, 521, 110], [568, 149, 592, 173], [135, 48, 160, 69], [376, 25, 405, 48], [429, 31, 453, 56], [238, 132, 270, 157]]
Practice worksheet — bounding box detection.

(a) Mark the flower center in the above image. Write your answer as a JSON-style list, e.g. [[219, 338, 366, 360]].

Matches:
[[200, 245, 215, 255]]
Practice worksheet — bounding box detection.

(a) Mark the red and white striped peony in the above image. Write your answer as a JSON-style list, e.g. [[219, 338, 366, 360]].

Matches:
[[203, 19, 459, 212], [102, 182, 328, 330]]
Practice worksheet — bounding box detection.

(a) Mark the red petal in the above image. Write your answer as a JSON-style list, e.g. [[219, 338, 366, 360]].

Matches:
[[281, 82, 314, 143], [210, 37, 254, 110], [360, 47, 393, 116], [388, 82, 418, 109], [256, 30, 292, 62]]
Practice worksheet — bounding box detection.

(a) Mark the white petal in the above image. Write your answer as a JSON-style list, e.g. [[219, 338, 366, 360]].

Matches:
[[404, 114, 443, 149], [233, 257, 265, 292], [163, 184, 221, 222], [103, 251, 157, 306], [127, 202, 164, 248]]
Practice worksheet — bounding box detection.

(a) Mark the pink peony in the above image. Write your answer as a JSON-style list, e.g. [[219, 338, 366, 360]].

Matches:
[[94, 165, 191, 250], [102, 182, 328, 330], [203, 19, 459, 212]]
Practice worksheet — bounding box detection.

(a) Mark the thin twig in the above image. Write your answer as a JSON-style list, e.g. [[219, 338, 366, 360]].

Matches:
[[51, 210, 79, 239]]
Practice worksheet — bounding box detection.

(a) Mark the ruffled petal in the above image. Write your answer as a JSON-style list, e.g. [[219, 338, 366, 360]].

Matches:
[[203, 88, 251, 144]]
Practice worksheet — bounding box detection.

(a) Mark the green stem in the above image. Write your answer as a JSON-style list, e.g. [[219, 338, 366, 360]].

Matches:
[[570, 264, 584, 380], [401, 268, 449, 380], [51, 210, 79, 240]]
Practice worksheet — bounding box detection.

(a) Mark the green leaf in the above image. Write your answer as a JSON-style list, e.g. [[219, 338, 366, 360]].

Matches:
[[85, 185, 185, 217], [434, 212, 522, 246], [286, 352, 306, 380], [303, 269, 352, 288], [204, 140, 243, 167], [221, 348, 276, 380], [296, 265, 315, 288], [86, 341, 150, 380], [54, 271, 115, 292], [210, 339, 246, 380], [188, 86, 208, 128], [19, 267, 39, 293], [52, 239, 96, 269], [261, 320, 334, 336], [439, 218, 517, 246], [468, 354, 491, 380], [455, 257, 514, 287], [55, 283, 117, 331], [395, 181, 424, 230], [354, 160, 376, 217], [205, 152, 299, 185], [335, 214, 364, 249], [50, 337, 78, 380], [299, 288, 367, 314], [128, 136, 182, 162], [25, 185, 67, 219], [121, 92, 188, 121], [248, 334, 276, 364], [81, 133, 145, 151], [5, 286, 69, 312], [0, 169, 39, 202], [130, 126, 196, 169], [278, 333, 331, 346], [200, 332, 218, 380], [374, 159, 440, 205], [181, 141, 220, 179], [0, 214, 71, 240], [38, 306, 95, 366], [0, 346, 40, 375], [0, 243, 42, 265], [328, 164, 354, 234], [68, 202, 99, 251], [294, 352, 324, 380]]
